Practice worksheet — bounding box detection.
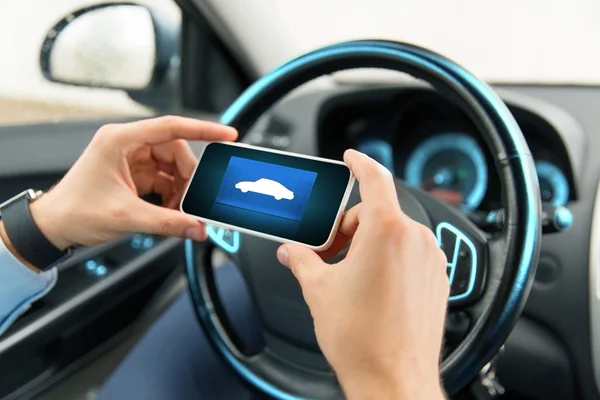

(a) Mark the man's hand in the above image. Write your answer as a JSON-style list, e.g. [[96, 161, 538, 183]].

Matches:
[[276, 149, 449, 400], [28, 116, 237, 250]]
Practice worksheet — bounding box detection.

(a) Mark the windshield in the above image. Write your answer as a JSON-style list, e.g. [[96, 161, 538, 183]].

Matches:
[[0, 0, 180, 126], [206, 0, 600, 84]]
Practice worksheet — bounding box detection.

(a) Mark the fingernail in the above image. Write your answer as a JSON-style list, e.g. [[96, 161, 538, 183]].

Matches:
[[276, 246, 289, 266], [186, 226, 205, 242]]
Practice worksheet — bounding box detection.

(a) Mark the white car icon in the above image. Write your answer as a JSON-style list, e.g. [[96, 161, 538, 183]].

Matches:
[[235, 178, 294, 200]]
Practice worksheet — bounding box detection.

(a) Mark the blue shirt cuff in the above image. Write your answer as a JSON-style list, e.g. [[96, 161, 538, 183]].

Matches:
[[0, 238, 58, 337]]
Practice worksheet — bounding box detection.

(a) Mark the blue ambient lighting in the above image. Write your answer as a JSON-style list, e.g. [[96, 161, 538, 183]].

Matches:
[[435, 222, 478, 302], [131, 234, 143, 249], [535, 160, 569, 206], [404, 133, 488, 211], [142, 236, 154, 249], [554, 206, 573, 231], [85, 260, 97, 271], [356, 139, 394, 172], [207, 225, 240, 254], [94, 265, 107, 277]]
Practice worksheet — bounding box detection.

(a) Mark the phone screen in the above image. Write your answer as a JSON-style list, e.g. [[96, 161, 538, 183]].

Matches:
[[181, 143, 353, 247]]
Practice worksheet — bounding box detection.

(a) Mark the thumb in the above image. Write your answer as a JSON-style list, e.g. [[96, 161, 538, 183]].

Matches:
[[133, 202, 207, 241], [277, 243, 326, 285]]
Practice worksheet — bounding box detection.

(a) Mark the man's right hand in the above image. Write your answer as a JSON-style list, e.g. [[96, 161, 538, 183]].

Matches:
[[276, 149, 449, 400]]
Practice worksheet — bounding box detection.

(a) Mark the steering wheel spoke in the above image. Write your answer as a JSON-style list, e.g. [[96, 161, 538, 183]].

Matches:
[[438, 221, 486, 305], [402, 183, 489, 306]]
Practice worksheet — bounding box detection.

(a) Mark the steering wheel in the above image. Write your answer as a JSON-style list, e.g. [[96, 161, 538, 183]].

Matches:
[[186, 40, 542, 398]]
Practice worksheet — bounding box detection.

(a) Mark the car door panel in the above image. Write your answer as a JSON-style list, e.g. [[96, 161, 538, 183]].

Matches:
[[0, 115, 216, 399]]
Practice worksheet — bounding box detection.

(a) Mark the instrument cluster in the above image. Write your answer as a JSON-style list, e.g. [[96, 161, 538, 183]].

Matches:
[[402, 131, 569, 211], [318, 89, 574, 211]]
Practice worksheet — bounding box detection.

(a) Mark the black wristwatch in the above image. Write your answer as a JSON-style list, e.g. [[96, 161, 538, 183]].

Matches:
[[0, 189, 71, 270]]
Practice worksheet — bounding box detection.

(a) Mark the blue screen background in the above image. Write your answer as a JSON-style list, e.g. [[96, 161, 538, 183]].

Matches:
[[214, 157, 317, 221]]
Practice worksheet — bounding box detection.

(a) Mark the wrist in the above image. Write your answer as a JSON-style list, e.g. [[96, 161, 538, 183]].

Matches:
[[29, 192, 73, 251], [0, 221, 41, 273], [339, 367, 445, 400]]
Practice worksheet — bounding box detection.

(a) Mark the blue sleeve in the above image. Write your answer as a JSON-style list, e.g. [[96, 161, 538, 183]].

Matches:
[[0, 238, 57, 337]]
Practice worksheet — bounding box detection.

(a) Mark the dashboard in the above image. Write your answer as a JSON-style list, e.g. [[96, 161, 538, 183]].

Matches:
[[317, 88, 578, 212]]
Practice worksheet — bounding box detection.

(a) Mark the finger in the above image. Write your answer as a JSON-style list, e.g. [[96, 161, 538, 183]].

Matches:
[[131, 200, 207, 241], [337, 204, 361, 238], [343, 149, 400, 213], [163, 172, 187, 210], [127, 146, 158, 196], [156, 161, 174, 175], [277, 243, 326, 285], [151, 139, 198, 181], [166, 168, 188, 209], [117, 116, 238, 149], [153, 172, 176, 205], [173, 167, 188, 195], [150, 141, 197, 209], [318, 205, 361, 261]]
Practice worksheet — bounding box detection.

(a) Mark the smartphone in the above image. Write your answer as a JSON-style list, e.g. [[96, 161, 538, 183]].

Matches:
[[180, 142, 355, 250]]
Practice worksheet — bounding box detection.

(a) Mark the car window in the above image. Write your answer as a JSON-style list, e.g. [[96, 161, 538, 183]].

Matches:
[[210, 0, 600, 85], [0, 0, 181, 126]]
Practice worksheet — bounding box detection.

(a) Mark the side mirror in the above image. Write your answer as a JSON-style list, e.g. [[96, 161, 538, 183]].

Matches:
[[40, 3, 179, 107]]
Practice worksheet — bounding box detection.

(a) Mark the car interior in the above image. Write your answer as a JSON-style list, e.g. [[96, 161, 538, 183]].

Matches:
[[0, 1, 599, 399]]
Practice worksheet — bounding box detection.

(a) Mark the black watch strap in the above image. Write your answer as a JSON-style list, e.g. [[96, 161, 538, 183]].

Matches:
[[2, 193, 67, 270]]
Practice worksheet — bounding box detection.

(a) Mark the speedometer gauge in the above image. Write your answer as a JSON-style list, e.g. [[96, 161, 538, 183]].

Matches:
[[535, 160, 569, 206], [404, 133, 488, 211]]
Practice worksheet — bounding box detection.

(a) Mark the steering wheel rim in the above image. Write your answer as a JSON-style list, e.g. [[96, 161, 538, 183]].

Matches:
[[186, 40, 542, 398]]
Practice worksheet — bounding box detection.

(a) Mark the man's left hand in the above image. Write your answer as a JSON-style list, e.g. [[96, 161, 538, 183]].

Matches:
[[29, 116, 238, 250]]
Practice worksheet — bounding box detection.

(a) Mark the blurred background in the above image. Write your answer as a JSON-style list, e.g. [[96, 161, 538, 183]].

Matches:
[[0, 0, 180, 125], [1, 0, 599, 125]]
